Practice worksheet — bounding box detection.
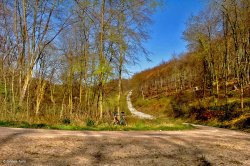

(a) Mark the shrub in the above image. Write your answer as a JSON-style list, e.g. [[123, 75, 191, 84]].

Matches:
[[62, 118, 71, 124], [230, 114, 250, 129], [194, 89, 204, 99], [86, 118, 95, 127], [170, 100, 184, 117], [33, 123, 47, 128], [203, 110, 225, 120], [170, 92, 192, 118], [175, 91, 192, 104], [188, 106, 207, 120]]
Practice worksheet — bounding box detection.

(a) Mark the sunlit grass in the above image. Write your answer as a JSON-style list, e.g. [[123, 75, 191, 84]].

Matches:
[[0, 116, 193, 131], [132, 97, 172, 116]]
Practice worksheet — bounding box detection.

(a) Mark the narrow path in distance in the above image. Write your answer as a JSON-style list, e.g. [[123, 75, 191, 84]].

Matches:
[[126, 90, 155, 119]]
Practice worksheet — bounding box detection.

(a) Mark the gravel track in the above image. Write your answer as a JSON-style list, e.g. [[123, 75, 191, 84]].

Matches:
[[0, 125, 249, 166]]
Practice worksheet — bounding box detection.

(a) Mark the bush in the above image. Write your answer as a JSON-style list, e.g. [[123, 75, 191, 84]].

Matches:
[[62, 118, 71, 124], [188, 106, 207, 120], [175, 91, 193, 104], [0, 83, 6, 95], [170, 92, 192, 118], [32, 123, 47, 128], [170, 100, 184, 117], [86, 118, 95, 127], [230, 114, 250, 129]]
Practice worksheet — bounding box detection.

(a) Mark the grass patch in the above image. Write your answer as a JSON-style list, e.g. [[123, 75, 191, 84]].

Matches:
[[0, 117, 193, 131], [132, 97, 172, 117], [0, 120, 50, 129], [131, 92, 250, 132]]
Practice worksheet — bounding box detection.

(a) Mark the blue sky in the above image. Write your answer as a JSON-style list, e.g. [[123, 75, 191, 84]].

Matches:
[[127, 0, 207, 76]]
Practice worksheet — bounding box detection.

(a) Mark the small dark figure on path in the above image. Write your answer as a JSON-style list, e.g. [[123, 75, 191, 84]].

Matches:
[[120, 111, 127, 126], [113, 109, 120, 125]]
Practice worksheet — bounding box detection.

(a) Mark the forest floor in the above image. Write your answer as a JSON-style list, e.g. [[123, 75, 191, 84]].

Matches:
[[0, 125, 249, 166]]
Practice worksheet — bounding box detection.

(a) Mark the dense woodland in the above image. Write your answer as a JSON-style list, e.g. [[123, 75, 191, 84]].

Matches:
[[132, 0, 250, 129], [0, 0, 159, 124]]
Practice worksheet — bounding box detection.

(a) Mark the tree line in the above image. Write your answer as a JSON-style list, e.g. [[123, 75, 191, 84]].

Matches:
[[132, 0, 250, 110], [0, 0, 159, 122]]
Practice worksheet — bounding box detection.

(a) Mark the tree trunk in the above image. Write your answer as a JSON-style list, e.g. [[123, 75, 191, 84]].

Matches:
[[3, 70, 8, 118], [98, 0, 105, 119], [11, 69, 16, 113], [60, 93, 66, 119], [50, 84, 56, 115], [240, 83, 244, 111], [19, 69, 32, 105], [117, 3, 124, 115], [117, 55, 122, 114], [26, 83, 30, 119], [35, 81, 46, 116]]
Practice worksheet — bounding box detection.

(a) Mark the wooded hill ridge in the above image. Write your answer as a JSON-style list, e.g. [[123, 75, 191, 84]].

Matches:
[[131, 0, 250, 130]]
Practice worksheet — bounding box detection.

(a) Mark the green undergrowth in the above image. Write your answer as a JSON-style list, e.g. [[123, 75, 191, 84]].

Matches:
[[132, 97, 172, 117], [187, 113, 250, 132], [132, 94, 250, 132], [0, 116, 193, 131]]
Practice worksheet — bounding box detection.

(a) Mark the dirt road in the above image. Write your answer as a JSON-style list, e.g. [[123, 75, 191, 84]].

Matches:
[[0, 125, 249, 166]]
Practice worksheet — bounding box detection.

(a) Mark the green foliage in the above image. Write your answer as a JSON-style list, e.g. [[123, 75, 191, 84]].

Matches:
[[62, 118, 71, 124], [132, 85, 250, 131], [169, 92, 193, 118], [15, 105, 24, 113], [0, 121, 49, 129], [106, 93, 130, 116], [133, 97, 172, 117], [229, 114, 250, 129], [0, 83, 5, 95], [0, 83, 10, 99], [86, 118, 95, 127], [94, 63, 112, 76], [135, 121, 146, 129], [72, 60, 83, 73], [0, 116, 193, 131], [31, 123, 48, 128]]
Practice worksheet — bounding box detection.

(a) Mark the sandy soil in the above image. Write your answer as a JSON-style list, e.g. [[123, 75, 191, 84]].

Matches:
[[0, 125, 249, 166]]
